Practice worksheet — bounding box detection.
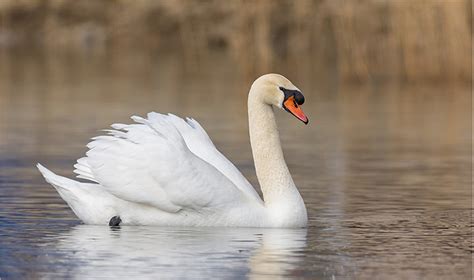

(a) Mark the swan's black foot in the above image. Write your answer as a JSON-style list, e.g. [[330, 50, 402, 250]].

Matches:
[[109, 216, 122, 227]]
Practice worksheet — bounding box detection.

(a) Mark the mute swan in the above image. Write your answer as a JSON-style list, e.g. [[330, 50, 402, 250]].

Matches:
[[37, 74, 309, 228]]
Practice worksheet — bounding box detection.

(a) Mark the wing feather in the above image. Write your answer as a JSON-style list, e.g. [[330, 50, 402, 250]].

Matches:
[[73, 113, 251, 213], [163, 113, 262, 204]]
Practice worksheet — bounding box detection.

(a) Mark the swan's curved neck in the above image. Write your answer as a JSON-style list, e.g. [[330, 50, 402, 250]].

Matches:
[[248, 87, 305, 217], [248, 97, 292, 202]]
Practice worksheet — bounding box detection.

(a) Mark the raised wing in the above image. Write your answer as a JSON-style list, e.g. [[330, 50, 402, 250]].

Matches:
[[73, 113, 252, 213], [163, 114, 262, 204]]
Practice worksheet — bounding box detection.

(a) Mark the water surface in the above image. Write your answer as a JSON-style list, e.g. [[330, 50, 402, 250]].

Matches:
[[0, 50, 471, 279]]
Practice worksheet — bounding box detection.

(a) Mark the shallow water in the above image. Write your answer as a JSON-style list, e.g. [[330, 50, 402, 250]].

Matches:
[[0, 50, 471, 279]]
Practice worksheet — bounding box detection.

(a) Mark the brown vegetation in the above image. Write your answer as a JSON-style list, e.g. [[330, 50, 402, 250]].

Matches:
[[0, 0, 471, 83]]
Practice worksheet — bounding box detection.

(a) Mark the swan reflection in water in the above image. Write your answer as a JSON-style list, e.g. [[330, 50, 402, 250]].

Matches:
[[48, 225, 307, 279]]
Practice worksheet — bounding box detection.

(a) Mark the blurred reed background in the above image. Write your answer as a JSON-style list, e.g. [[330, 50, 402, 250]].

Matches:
[[0, 0, 471, 84]]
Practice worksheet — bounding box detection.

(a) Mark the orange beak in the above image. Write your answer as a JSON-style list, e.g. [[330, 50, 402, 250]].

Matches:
[[283, 96, 309, 124]]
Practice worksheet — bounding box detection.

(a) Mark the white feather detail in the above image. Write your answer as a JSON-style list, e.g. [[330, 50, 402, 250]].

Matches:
[[68, 112, 259, 215]]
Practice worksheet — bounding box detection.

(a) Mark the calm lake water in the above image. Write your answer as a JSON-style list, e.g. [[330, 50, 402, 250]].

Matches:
[[0, 50, 471, 279]]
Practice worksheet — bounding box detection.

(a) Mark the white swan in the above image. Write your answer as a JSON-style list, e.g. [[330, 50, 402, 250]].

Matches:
[[37, 74, 309, 228]]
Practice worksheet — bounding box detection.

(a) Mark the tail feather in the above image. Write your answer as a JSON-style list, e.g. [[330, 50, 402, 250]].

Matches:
[[36, 163, 121, 224], [37, 163, 78, 191]]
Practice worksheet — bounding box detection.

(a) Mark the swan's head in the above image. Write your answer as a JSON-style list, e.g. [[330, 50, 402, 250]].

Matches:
[[251, 74, 309, 124]]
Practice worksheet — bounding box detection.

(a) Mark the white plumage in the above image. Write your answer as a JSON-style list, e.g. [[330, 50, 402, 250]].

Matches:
[[38, 74, 308, 227]]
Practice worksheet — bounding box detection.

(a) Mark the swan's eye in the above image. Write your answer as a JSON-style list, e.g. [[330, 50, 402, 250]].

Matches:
[[279, 86, 305, 106]]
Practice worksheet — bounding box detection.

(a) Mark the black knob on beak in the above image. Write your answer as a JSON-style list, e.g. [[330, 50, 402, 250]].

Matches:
[[294, 92, 305, 105], [279, 87, 305, 105]]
